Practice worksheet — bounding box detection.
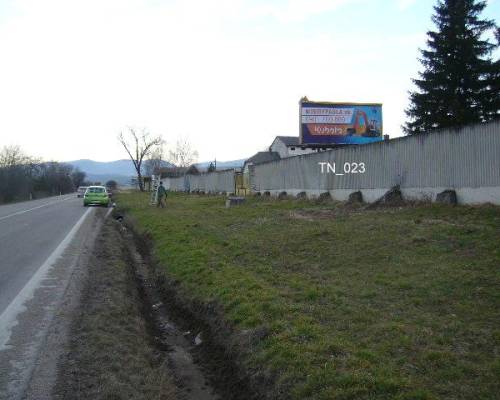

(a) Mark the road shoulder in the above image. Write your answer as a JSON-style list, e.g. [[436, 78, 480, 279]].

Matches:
[[51, 218, 180, 400]]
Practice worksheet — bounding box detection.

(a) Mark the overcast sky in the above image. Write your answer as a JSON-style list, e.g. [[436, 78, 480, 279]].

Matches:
[[0, 0, 498, 162]]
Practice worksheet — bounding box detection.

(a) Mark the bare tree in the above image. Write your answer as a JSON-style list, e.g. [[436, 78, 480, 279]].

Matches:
[[0, 145, 32, 167], [71, 168, 86, 189], [105, 180, 118, 190], [0, 145, 76, 203], [168, 137, 199, 168], [118, 127, 163, 191], [144, 143, 165, 177]]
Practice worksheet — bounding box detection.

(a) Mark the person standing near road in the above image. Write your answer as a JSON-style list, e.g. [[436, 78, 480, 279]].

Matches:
[[157, 181, 167, 208]]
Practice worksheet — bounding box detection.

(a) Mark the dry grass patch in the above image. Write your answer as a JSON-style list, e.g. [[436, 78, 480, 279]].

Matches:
[[54, 221, 179, 400]]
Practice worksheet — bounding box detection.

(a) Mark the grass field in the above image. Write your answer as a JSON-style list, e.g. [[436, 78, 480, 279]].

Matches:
[[117, 192, 500, 400]]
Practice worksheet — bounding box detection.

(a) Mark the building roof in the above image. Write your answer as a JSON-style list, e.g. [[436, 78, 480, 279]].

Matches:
[[274, 136, 300, 146], [159, 166, 187, 178], [245, 151, 281, 165]]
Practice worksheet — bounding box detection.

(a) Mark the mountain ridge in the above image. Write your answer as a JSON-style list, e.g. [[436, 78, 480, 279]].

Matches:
[[66, 158, 246, 184]]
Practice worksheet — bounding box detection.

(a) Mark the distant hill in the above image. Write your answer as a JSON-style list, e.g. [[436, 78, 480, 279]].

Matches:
[[68, 159, 143, 176], [67, 159, 173, 186], [67, 158, 245, 185], [195, 159, 245, 171], [83, 173, 133, 186]]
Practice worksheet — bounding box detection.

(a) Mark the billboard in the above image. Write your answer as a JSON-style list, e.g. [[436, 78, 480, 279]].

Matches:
[[300, 100, 383, 145]]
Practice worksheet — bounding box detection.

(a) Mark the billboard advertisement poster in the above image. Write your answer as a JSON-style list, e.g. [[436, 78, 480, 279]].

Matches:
[[300, 100, 383, 145]]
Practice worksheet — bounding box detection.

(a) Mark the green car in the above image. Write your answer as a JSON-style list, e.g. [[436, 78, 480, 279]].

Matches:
[[83, 186, 110, 207]]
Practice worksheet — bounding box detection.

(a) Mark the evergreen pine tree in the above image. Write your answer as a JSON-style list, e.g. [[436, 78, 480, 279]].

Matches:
[[480, 27, 500, 120], [404, 0, 499, 134]]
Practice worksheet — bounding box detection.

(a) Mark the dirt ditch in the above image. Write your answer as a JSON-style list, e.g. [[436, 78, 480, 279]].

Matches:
[[122, 225, 220, 400], [53, 214, 266, 399], [119, 216, 268, 400]]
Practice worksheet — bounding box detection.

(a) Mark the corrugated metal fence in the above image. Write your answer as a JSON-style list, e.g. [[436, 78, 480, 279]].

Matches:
[[164, 121, 500, 204], [164, 169, 235, 193], [251, 121, 500, 200]]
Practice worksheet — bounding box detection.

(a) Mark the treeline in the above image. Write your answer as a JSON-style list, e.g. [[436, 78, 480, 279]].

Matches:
[[0, 145, 87, 204]]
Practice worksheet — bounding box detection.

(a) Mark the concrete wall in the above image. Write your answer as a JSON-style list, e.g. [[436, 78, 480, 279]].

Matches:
[[164, 169, 235, 193], [251, 121, 500, 205], [287, 147, 317, 158]]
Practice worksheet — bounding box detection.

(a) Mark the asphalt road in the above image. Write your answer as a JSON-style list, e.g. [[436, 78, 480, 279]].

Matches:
[[0, 194, 107, 399], [0, 195, 87, 314]]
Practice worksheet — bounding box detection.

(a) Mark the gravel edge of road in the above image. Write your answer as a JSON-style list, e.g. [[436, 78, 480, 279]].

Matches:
[[22, 207, 106, 400], [50, 217, 180, 400]]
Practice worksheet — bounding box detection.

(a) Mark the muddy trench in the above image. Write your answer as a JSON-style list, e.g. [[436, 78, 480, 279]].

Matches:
[[117, 218, 265, 400]]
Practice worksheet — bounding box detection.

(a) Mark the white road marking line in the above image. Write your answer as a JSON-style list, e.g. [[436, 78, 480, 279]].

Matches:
[[0, 207, 93, 351], [0, 197, 73, 222]]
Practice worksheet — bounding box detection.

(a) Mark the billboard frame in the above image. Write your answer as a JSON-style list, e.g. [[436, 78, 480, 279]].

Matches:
[[299, 97, 383, 145]]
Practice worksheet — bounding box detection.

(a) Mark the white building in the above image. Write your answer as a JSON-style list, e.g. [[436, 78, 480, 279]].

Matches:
[[269, 136, 316, 159]]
